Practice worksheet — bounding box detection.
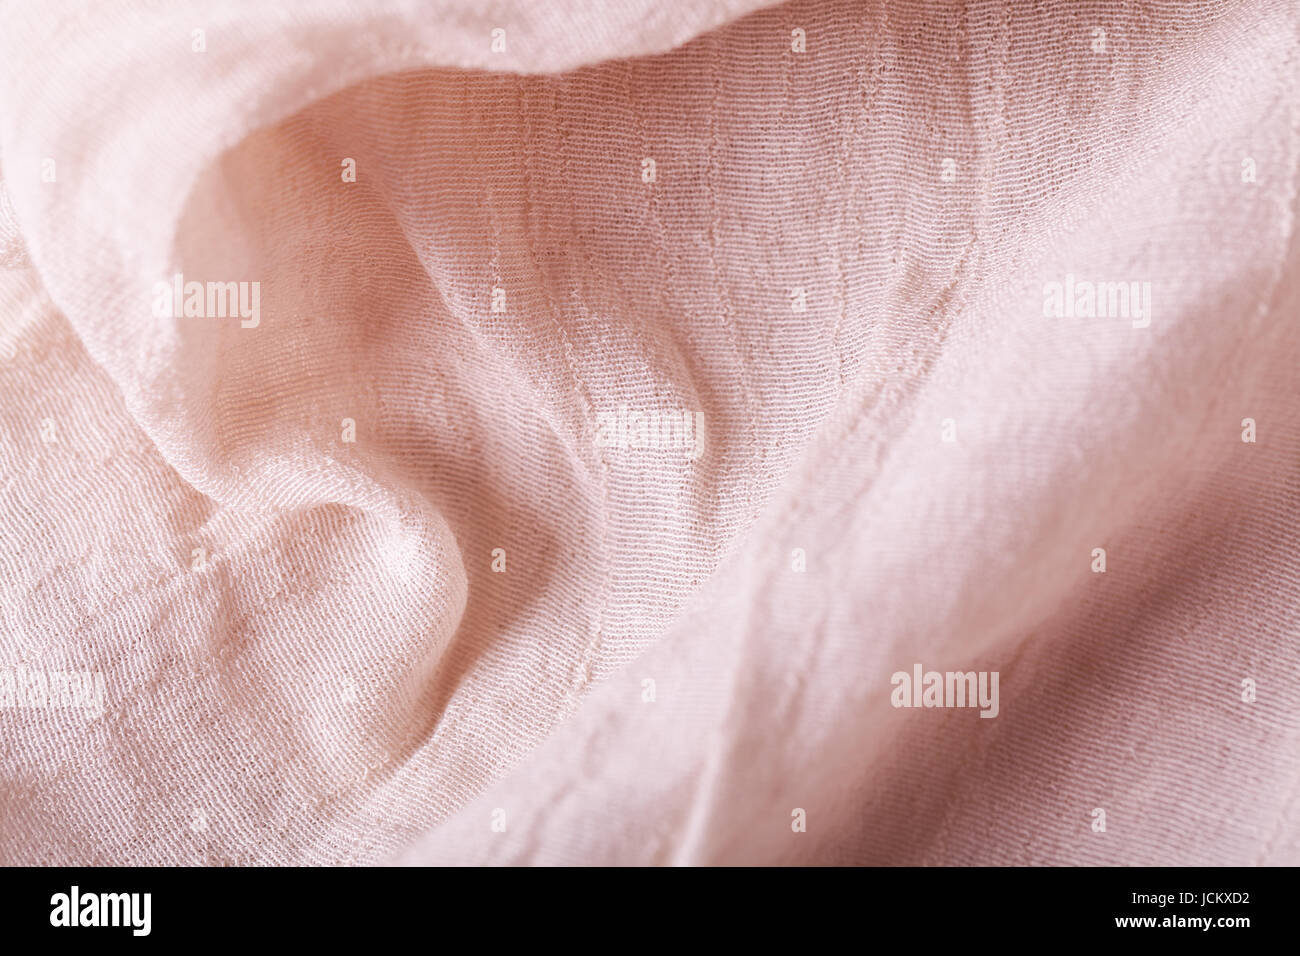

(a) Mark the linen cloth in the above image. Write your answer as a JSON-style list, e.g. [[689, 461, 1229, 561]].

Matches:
[[0, 0, 1297, 865]]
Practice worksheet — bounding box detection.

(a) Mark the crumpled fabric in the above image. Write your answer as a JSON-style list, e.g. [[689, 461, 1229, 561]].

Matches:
[[0, 0, 1297, 865]]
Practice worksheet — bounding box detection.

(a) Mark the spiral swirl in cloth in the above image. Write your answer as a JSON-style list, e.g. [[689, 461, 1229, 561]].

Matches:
[[0, 0, 1297, 866]]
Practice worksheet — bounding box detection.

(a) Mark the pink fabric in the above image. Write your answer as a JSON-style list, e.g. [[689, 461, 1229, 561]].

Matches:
[[1, 0, 1297, 865]]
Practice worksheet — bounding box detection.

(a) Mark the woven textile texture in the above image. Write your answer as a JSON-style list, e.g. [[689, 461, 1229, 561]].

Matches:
[[0, 0, 1297, 865]]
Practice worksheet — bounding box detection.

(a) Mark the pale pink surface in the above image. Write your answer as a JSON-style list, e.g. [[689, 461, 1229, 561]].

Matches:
[[0, 0, 1297, 865]]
